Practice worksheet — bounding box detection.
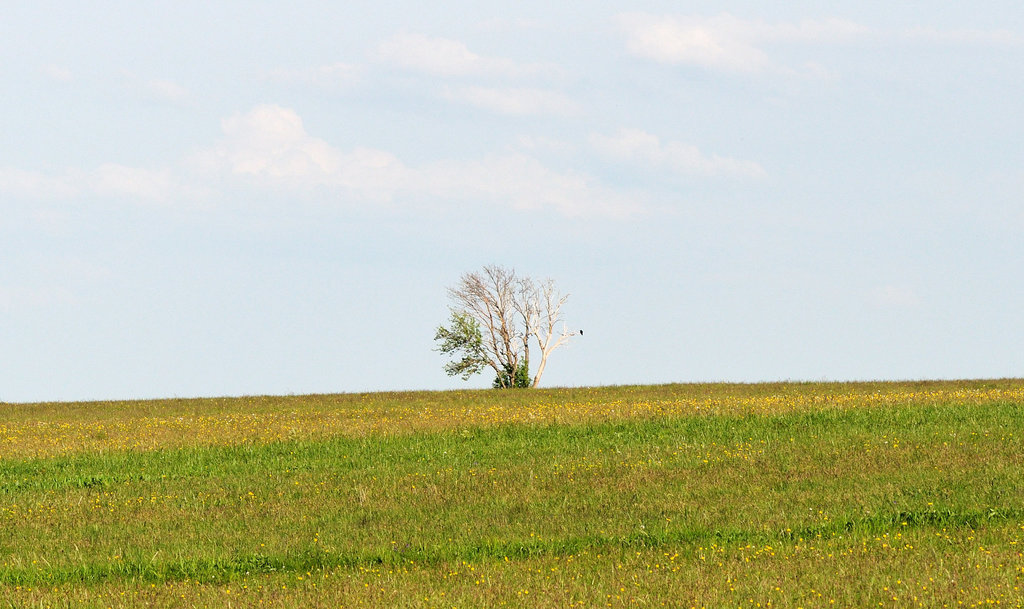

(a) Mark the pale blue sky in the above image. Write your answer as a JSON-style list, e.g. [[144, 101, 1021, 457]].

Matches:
[[2, 2, 1022, 402]]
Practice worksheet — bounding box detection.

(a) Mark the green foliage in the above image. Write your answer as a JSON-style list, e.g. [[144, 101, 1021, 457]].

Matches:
[[433, 311, 487, 380], [493, 359, 531, 389], [515, 359, 531, 388]]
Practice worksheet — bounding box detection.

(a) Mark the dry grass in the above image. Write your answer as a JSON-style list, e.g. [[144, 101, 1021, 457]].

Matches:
[[1, 380, 1022, 607], [2, 379, 1022, 458]]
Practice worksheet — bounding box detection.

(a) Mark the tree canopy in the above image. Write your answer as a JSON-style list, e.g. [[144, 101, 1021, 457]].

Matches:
[[434, 265, 576, 388]]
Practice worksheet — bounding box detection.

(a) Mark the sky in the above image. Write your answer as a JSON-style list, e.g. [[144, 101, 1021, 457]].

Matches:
[[2, 2, 1023, 403]]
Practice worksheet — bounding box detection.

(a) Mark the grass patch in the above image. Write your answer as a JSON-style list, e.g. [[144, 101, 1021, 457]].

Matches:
[[1, 381, 1022, 606]]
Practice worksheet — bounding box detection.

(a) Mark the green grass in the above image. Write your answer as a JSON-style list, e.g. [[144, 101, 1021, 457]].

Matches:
[[1, 381, 1023, 607]]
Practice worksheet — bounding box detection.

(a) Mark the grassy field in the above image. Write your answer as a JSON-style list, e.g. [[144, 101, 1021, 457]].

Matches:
[[1, 380, 1022, 608]]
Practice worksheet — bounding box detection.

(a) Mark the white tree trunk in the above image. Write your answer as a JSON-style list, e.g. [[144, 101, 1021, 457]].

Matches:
[[443, 266, 574, 388]]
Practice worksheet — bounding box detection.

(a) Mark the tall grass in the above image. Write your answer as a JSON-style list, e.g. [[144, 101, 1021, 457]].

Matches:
[[1, 380, 1022, 607]]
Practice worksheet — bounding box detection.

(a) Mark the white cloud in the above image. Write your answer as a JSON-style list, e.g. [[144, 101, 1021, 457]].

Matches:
[[145, 79, 190, 103], [193, 105, 406, 197], [618, 13, 1019, 74], [88, 164, 180, 200], [41, 64, 73, 82], [193, 105, 636, 217], [870, 285, 920, 308], [0, 285, 76, 312], [201, 105, 346, 180], [379, 33, 482, 76], [422, 154, 640, 217], [591, 128, 767, 179], [619, 13, 768, 72], [377, 33, 567, 114], [443, 86, 578, 115], [617, 13, 865, 73], [3, 105, 641, 219], [901, 26, 1020, 46], [476, 17, 550, 32], [377, 33, 552, 78], [121, 72, 192, 104], [0, 164, 199, 203], [0, 167, 78, 199], [267, 63, 362, 89], [516, 135, 574, 153]]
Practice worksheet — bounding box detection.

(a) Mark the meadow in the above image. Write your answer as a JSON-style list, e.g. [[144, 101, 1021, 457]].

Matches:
[[0, 380, 1022, 608]]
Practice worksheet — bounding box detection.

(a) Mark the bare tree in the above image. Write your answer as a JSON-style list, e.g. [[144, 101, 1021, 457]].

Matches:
[[522, 278, 574, 388], [435, 265, 576, 388]]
